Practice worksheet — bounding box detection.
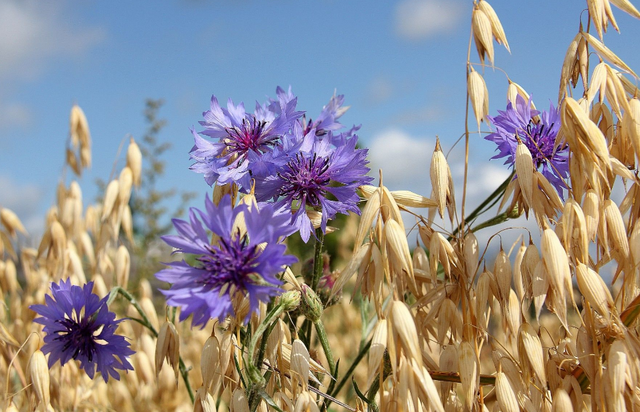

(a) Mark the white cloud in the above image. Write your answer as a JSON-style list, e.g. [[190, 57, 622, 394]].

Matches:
[[395, 0, 464, 40], [0, 99, 32, 130], [0, 175, 46, 235], [367, 128, 434, 194], [0, 0, 105, 80], [366, 76, 395, 105]]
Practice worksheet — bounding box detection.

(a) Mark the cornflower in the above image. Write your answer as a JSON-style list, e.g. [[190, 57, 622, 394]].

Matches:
[[189, 87, 303, 191], [255, 127, 372, 242], [30, 279, 134, 382], [156, 195, 296, 327], [485, 95, 569, 195]]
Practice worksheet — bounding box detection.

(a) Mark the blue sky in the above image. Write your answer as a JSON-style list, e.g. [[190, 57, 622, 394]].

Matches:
[[2, 0, 640, 239]]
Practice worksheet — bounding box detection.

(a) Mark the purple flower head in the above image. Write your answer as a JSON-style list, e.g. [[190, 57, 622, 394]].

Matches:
[[302, 92, 350, 136], [156, 195, 297, 328], [190, 87, 304, 191], [30, 279, 135, 383], [255, 128, 372, 242], [486, 95, 569, 195]]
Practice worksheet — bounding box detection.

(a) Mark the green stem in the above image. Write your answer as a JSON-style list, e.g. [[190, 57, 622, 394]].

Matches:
[[247, 302, 290, 412], [315, 320, 336, 411], [310, 228, 325, 291], [330, 338, 372, 398], [450, 171, 514, 239], [247, 303, 289, 368], [108, 287, 194, 403], [301, 319, 313, 349], [468, 211, 511, 233]]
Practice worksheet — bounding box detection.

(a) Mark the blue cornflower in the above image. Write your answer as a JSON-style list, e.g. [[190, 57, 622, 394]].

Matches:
[[486, 95, 569, 195], [156, 195, 297, 328], [189, 87, 304, 191], [30, 279, 134, 383], [255, 127, 372, 242], [302, 92, 350, 136]]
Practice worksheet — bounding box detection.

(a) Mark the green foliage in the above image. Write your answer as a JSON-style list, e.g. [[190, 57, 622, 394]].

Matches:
[[128, 99, 196, 281], [97, 99, 196, 283]]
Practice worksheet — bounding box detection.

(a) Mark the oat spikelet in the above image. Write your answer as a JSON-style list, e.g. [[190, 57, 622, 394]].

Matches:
[[127, 137, 143, 187], [587, 0, 606, 39], [610, 0, 640, 19], [603, 199, 630, 261], [28, 349, 52, 411], [468, 67, 489, 129], [575, 262, 614, 321], [390, 301, 422, 369], [495, 371, 519, 412], [607, 340, 627, 412], [367, 319, 388, 388], [630, 219, 640, 268], [385, 218, 414, 280], [583, 190, 600, 241], [478, 0, 510, 52], [291, 339, 311, 393], [458, 341, 479, 410], [623, 98, 640, 164], [102, 179, 120, 221], [515, 141, 534, 210], [388, 190, 437, 208], [231, 388, 250, 412], [464, 232, 479, 281], [155, 322, 180, 383], [115, 245, 130, 288], [551, 388, 574, 412], [412, 360, 445, 412], [472, 5, 494, 65], [0, 208, 27, 238], [118, 167, 133, 206], [559, 32, 582, 102], [541, 229, 572, 308], [194, 386, 217, 412], [507, 80, 533, 109], [581, 31, 638, 77], [518, 323, 547, 385]]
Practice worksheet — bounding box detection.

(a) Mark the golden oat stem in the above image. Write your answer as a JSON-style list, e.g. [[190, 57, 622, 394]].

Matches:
[[461, 16, 475, 243]]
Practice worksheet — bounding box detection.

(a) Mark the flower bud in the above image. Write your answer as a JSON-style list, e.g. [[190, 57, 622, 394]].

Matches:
[[280, 290, 301, 312], [300, 285, 323, 322]]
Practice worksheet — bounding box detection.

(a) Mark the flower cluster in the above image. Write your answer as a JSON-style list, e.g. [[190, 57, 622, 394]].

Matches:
[[156, 195, 297, 327], [156, 87, 372, 328], [30, 279, 134, 382], [485, 95, 569, 195], [189, 87, 372, 242]]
